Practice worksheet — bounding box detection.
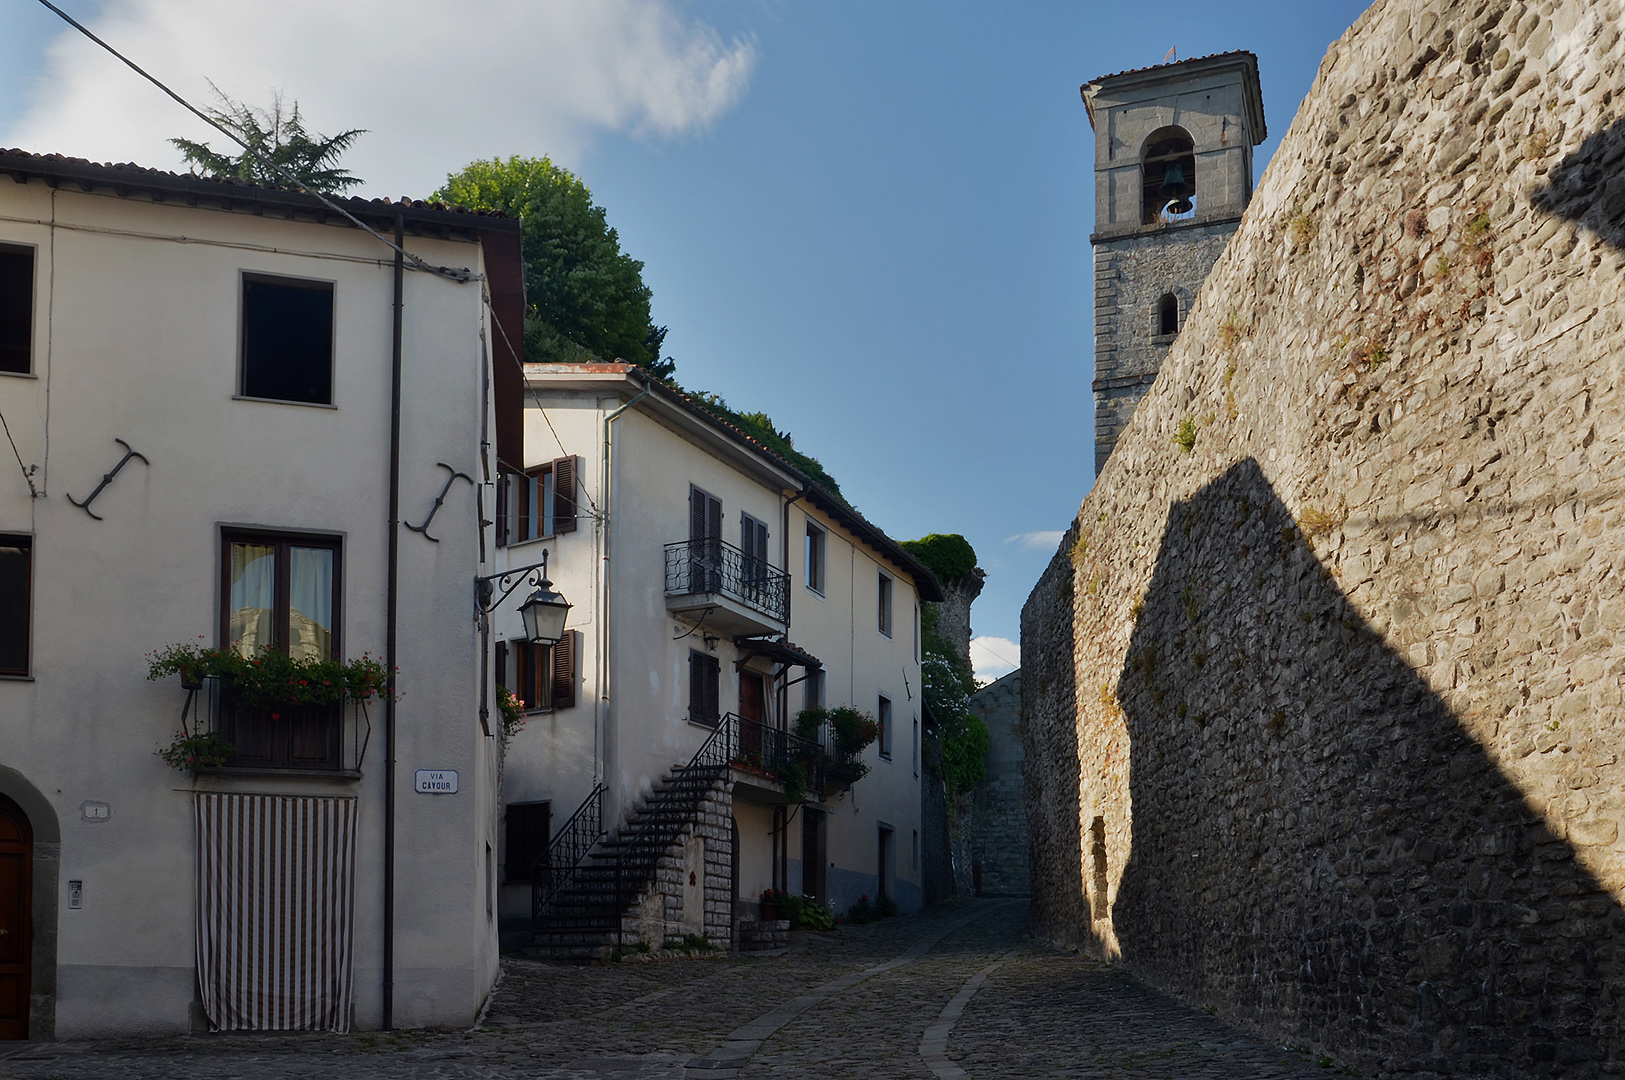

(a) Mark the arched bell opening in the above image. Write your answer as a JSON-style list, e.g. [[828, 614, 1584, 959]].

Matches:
[[1141, 126, 1197, 225]]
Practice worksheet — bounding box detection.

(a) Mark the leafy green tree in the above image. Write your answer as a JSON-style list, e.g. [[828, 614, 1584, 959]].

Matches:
[[435, 156, 672, 379], [171, 88, 365, 194]]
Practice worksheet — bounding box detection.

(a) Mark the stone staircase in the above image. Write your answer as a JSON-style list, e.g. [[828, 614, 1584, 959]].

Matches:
[[530, 729, 731, 962]]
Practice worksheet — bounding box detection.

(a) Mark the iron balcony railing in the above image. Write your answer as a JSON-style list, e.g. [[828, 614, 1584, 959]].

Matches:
[[188, 677, 372, 774], [727, 713, 826, 794], [664, 537, 790, 624], [531, 783, 606, 924]]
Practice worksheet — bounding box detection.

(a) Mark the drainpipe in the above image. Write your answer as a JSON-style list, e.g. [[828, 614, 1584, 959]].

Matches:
[[383, 210, 405, 1030], [596, 373, 652, 807], [777, 490, 803, 726]]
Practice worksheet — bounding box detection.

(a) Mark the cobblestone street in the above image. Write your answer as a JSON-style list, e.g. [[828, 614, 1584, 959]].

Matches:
[[0, 901, 1338, 1079]]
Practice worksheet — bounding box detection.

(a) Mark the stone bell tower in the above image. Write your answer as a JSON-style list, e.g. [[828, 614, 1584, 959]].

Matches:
[[1084, 51, 1266, 474]]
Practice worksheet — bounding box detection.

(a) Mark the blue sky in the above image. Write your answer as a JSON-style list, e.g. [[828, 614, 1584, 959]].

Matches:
[[1, 0, 1371, 679]]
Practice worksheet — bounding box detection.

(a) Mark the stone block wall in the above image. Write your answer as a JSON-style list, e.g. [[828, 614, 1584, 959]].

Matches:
[[952, 671, 1030, 896], [1026, 0, 1625, 1075], [1093, 222, 1239, 473], [620, 780, 735, 949]]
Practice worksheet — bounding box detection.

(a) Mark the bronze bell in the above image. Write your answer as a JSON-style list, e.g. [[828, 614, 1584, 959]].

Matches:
[[1159, 162, 1193, 215]]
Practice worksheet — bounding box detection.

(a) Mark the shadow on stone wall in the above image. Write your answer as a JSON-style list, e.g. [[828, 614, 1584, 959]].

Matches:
[[1110, 458, 1624, 1077], [1532, 117, 1625, 250], [1021, 526, 1088, 948]]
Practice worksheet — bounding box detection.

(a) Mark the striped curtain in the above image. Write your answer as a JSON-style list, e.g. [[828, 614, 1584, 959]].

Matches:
[[195, 793, 358, 1032]]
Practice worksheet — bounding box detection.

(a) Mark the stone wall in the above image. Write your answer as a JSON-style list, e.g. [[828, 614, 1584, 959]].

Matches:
[[933, 570, 985, 669], [622, 781, 735, 949], [1094, 222, 1239, 473], [952, 671, 1030, 896], [1024, 0, 1625, 1075]]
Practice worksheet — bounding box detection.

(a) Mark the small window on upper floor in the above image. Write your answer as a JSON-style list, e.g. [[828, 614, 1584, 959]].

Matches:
[[0, 244, 35, 375], [805, 519, 826, 595], [497, 456, 578, 545], [241, 274, 335, 405], [1158, 293, 1179, 337], [878, 571, 893, 637]]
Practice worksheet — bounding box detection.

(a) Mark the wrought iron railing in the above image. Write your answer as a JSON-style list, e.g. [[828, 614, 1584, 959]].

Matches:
[[193, 677, 371, 773], [531, 783, 606, 923], [664, 538, 790, 624], [728, 714, 826, 795]]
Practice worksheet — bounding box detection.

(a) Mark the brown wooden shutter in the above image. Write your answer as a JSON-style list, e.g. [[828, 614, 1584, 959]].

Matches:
[[755, 519, 768, 566], [707, 494, 722, 541], [495, 472, 509, 547], [705, 654, 720, 724], [553, 456, 577, 533], [551, 630, 577, 710], [691, 488, 706, 542], [689, 650, 704, 724]]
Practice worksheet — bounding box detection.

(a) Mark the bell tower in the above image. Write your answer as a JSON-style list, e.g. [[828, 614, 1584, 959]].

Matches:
[[1084, 51, 1266, 474]]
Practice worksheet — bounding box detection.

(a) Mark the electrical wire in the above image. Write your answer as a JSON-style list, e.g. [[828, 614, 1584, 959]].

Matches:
[[34, 0, 476, 284]]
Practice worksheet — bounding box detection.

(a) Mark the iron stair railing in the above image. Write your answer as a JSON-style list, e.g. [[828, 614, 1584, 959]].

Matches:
[[531, 782, 607, 925]]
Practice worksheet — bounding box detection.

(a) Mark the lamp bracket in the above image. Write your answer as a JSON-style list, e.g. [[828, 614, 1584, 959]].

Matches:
[[476, 552, 551, 614]]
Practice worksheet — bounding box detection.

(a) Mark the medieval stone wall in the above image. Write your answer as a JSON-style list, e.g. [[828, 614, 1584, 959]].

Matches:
[[1024, 0, 1625, 1075], [952, 671, 1030, 896]]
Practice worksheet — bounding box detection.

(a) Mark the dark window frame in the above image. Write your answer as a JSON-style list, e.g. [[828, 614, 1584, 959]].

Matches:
[[878, 571, 893, 637], [0, 242, 37, 377], [219, 528, 343, 660], [238, 271, 337, 407], [0, 534, 32, 677], [878, 694, 892, 760], [689, 649, 720, 727], [504, 801, 551, 884], [805, 519, 826, 596]]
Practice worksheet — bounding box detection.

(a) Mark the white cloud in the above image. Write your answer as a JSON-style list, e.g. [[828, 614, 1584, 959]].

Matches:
[[7, 0, 756, 197], [970, 636, 1019, 686], [1004, 530, 1065, 552]]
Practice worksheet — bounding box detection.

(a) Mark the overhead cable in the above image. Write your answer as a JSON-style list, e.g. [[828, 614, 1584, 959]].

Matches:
[[34, 0, 478, 284]]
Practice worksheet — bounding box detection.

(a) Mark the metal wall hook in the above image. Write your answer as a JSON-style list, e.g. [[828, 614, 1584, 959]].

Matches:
[[405, 462, 474, 542], [67, 438, 148, 520]]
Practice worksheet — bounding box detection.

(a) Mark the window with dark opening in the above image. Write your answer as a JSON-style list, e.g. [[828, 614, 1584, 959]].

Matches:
[[1090, 815, 1109, 920], [0, 245, 35, 375], [1158, 293, 1179, 337], [878, 694, 892, 759], [241, 274, 334, 404], [505, 801, 550, 883], [1140, 127, 1197, 225], [0, 535, 31, 676]]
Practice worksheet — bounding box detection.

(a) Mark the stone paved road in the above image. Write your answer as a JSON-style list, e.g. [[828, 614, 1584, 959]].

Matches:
[[0, 901, 1343, 1079]]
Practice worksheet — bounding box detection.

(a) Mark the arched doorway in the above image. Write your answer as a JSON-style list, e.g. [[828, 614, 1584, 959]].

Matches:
[[0, 793, 31, 1039]]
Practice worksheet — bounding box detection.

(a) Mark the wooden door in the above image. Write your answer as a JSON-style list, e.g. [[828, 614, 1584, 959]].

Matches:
[[739, 673, 764, 762], [0, 794, 30, 1040]]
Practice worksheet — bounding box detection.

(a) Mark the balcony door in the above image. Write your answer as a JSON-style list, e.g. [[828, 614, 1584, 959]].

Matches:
[[690, 487, 722, 593], [0, 794, 31, 1040]]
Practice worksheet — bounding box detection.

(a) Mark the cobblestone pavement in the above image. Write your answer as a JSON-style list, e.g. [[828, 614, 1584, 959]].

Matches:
[[0, 900, 1341, 1079]]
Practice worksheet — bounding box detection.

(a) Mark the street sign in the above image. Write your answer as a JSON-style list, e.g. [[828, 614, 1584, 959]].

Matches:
[[413, 769, 459, 794]]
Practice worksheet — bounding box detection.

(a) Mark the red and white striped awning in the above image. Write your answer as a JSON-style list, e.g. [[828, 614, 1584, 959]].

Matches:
[[195, 793, 358, 1032]]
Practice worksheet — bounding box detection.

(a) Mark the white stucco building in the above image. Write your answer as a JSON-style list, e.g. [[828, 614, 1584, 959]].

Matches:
[[491, 363, 941, 955], [0, 151, 526, 1038]]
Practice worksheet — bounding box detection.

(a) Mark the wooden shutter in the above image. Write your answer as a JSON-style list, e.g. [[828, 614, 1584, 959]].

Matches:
[[691, 488, 706, 542], [495, 473, 509, 547], [551, 630, 577, 710], [689, 650, 705, 724], [707, 494, 722, 541], [689, 650, 719, 726], [553, 456, 577, 534]]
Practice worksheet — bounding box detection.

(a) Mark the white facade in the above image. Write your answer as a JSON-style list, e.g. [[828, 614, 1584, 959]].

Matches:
[[495, 365, 938, 940], [0, 153, 523, 1037]]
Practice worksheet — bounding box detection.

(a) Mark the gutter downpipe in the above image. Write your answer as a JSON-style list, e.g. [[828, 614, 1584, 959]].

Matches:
[[383, 211, 405, 1030], [597, 373, 652, 805], [777, 489, 804, 727]]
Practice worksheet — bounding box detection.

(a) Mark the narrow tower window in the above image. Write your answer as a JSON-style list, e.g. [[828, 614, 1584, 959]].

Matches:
[[1158, 293, 1179, 337]]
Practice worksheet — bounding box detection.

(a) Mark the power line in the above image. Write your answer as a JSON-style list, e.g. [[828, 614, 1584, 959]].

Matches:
[[34, 0, 475, 284]]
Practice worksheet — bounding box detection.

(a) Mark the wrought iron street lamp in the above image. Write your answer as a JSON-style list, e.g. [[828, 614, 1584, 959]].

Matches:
[[476, 551, 572, 645]]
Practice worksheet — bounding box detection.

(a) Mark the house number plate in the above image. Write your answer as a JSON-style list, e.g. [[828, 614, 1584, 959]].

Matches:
[[413, 770, 459, 794]]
